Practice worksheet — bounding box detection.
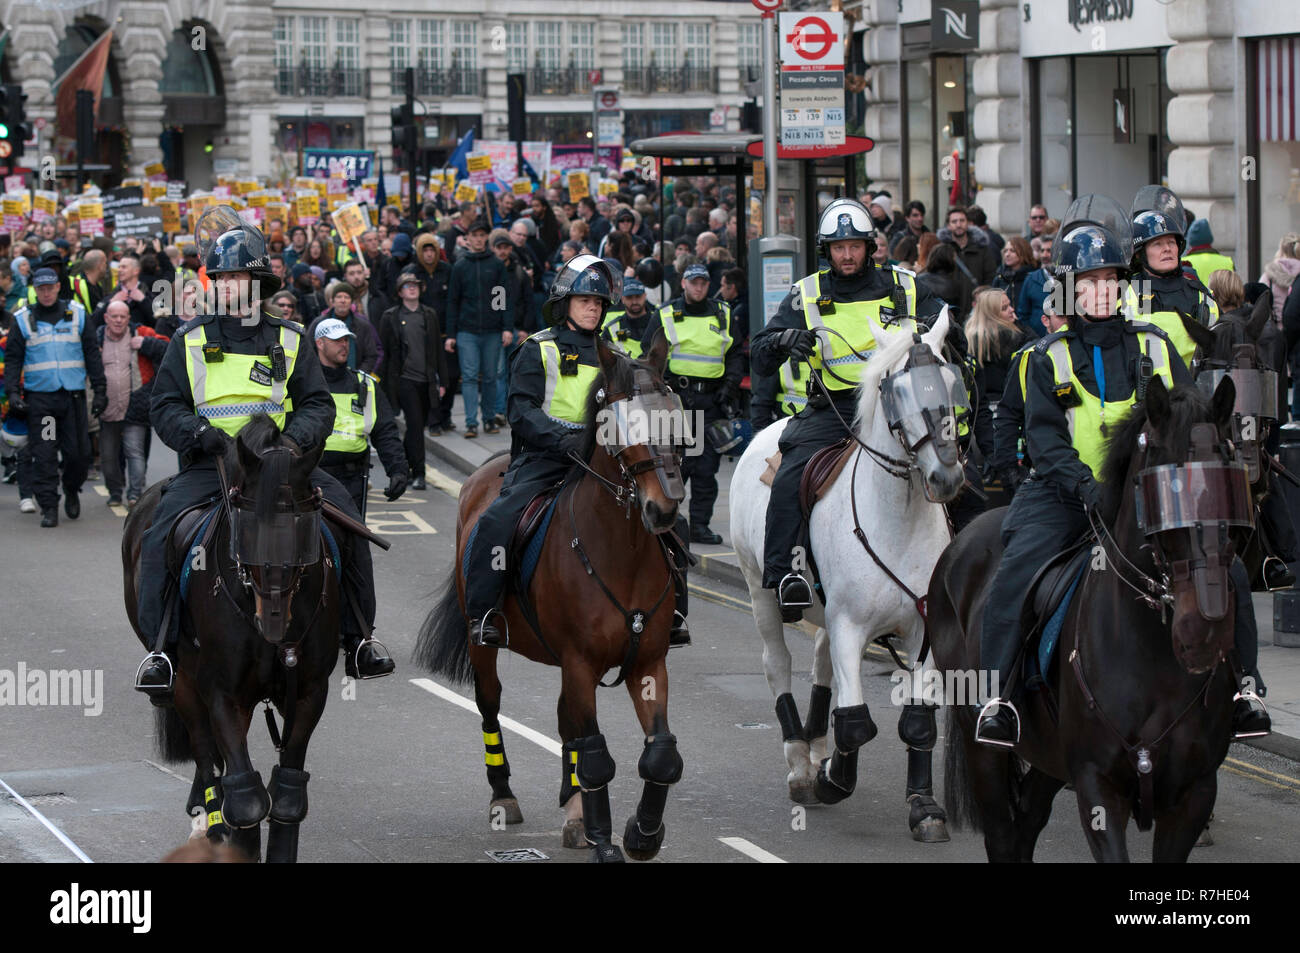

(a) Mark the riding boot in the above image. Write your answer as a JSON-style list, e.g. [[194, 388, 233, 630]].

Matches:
[[777, 573, 813, 623], [136, 586, 179, 701], [470, 610, 507, 649], [344, 634, 396, 679], [668, 535, 690, 648], [974, 698, 1020, 748]]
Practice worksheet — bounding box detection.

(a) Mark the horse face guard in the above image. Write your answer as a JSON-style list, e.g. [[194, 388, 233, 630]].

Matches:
[[1134, 423, 1254, 668], [597, 365, 687, 507], [1193, 343, 1278, 484], [879, 338, 970, 490]]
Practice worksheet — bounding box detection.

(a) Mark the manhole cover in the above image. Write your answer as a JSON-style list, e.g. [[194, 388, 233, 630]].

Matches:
[[6, 792, 75, 806], [486, 847, 550, 863]]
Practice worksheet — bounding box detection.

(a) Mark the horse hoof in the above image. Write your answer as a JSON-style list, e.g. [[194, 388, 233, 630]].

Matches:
[[788, 777, 821, 805], [622, 817, 665, 861], [561, 819, 587, 849], [911, 816, 950, 843], [589, 843, 625, 864], [490, 798, 524, 826]]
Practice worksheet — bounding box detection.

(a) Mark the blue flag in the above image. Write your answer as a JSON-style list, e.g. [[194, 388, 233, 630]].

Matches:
[[448, 127, 476, 182]]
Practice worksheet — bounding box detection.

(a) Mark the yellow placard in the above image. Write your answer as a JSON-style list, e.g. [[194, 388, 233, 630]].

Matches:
[[34, 190, 58, 218], [248, 191, 270, 208], [597, 180, 618, 197], [466, 154, 492, 173], [333, 202, 370, 245], [144, 161, 166, 178], [567, 172, 589, 202], [454, 182, 479, 203], [265, 202, 287, 225], [120, 178, 143, 188], [512, 178, 534, 196], [368, 207, 379, 226], [296, 192, 321, 222], [752, 160, 765, 192], [238, 180, 260, 195], [19, 192, 30, 215], [160, 200, 182, 233], [66, 205, 80, 229], [146, 182, 168, 203]]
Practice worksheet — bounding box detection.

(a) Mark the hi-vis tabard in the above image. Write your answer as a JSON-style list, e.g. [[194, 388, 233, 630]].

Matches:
[[1041, 326, 1173, 477], [657, 301, 732, 379], [1123, 284, 1218, 368], [184, 320, 301, 437], [533, 327, 598, 429], [778, 360, 807, 416], [12, 302, 88, 392], [797, 267, 917, 391], [601, 310, 644, 360], [326, 370, 377, 454]]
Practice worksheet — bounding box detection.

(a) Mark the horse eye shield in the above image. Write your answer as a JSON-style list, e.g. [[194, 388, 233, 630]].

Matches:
[[230, 502, 322, 567], [880, 361, 970, 465], [1134, 461, 1254, 536], [598, 392, 688, 501]]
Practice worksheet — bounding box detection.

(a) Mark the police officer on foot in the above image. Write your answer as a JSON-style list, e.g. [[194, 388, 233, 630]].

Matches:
[[4, 267, 106, 527], [638, 262, 745, 546], [135, 207, 393, 694], [600, 276, 651, 359], [749, 198, 945, 620]]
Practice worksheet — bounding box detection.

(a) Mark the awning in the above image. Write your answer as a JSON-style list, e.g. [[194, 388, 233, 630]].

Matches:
[[628, 133, 762, 159]]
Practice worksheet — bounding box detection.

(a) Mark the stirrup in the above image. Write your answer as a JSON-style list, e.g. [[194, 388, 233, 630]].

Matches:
[[471, 611, 508, 649], [1262, 556, 1294, 591], [134, 652, 174, 694], [974, 698, 1020, 748], [351, 636, 395, 680], [1232, 686, 1271, 739], [777, 572, 813, 609], [669, 610, 690, 649]]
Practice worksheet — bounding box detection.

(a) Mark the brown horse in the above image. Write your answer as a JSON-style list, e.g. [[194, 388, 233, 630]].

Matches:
[[415, 333, 687, 863]]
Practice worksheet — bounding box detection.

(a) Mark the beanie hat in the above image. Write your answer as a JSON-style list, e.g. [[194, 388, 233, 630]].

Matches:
[[1185, 218, 1213, 248]]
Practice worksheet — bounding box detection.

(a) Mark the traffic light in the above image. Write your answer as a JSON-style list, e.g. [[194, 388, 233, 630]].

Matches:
[[507, 73, 526, 142], [0, 84, 27, 163], [391, 104, 413, 152]]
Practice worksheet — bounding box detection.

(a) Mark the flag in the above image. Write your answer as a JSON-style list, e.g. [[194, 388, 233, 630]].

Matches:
[[55, 29, 113, 141], [447, 127, 476, 182], [521, 155, 540, 188], [376, 155, 387, 208]]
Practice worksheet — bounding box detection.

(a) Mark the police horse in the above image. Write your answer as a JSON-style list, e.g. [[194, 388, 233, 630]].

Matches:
[[931, 374, 1252, 862], [124, 416, 348, 862], [416, 333, 689, 863], [730, 309, 967, 841]]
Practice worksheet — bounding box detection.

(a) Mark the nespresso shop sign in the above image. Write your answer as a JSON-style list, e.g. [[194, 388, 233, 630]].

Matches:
[[1021, 0, 1172, 57]]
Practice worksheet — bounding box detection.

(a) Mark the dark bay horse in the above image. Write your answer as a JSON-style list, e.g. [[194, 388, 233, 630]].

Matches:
[[415, 333, 686, 863], [931, 377, 1248, 861], [123, 415, 339, 862]]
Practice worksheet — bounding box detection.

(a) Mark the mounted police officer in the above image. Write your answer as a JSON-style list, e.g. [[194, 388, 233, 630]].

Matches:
[[749, 198, 946, 620], [313, 317, 408, 520], [638, 262, 745, 546], [463, 256, 690, 648], [3, 267, 106, 527], [135, 207, 393, 694], [600, 276, 651, 360]]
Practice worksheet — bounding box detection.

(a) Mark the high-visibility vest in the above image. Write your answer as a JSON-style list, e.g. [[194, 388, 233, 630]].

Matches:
[[796, 266, 917, 391], [183, 320, 301, 437], [325, 369, 377, 454], [532, 327, 598, 428], [1183, 251, 1235, 290], [777, 360, 807, 416], [601, 309, 645, 360], [1123, 282, 1218, 368], [657, 300, 732, 380], [1040, 328, 1173, 477], [12, 301, 88, 392]]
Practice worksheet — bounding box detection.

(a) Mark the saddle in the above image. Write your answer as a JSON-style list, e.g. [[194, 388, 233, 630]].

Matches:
[[166, 500, 222, 589], [463, 485, 564, 597], [1016, 535, 1094, 694], [797, 437, 855, 518]]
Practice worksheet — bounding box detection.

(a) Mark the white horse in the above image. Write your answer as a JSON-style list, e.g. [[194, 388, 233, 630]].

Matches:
[[730, 308, 965, 842]]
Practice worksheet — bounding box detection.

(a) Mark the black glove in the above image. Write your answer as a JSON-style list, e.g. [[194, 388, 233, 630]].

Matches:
[[1077, 476, 1102, 511], [715, 379, 740, 410], [6, 393, 26, 420], [775, 328, 817, 361], [197, 424, 230, 457], [384, 472, 408, 501], [560, 430, 587, 457], [91, 391, 108, 418]]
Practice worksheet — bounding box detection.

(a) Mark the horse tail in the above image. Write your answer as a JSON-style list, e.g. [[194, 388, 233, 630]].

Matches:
[[413, 566, 474, 686], [154, 705, 193, 764], [943, 706, 981, 832]]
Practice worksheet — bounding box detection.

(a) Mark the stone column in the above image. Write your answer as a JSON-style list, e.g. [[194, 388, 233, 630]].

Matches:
[[117, 3, 167, 173], [7, 8, 58, 170], [1164, 0, 1236, 257], [210, 1, 277, 180], [971, 0, 1022, 237], [861, 0, 901, 197]]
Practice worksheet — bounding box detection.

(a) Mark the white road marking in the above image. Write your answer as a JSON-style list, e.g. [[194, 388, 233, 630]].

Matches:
[[410, 678, 562, 756], [0, 775, 93, 863], [718, 836, 787, 864]]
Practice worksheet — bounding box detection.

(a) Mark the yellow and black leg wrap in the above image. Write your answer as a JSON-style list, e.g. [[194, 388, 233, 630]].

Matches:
[[483, 726, 514, 801], [203, 783, 229, 841], [559, 742, 580, 807]]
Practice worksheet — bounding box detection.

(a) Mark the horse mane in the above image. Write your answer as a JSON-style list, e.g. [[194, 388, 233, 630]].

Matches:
[[237, 413, 292, 520], [1097, 386, 1209, 524], [853, 328, 919, 438], [580, 346, 638, 460]]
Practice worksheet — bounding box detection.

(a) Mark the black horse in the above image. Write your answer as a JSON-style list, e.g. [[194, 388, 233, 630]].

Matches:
[[123, 415, 339, 862], [931, 376, 1248, 862]]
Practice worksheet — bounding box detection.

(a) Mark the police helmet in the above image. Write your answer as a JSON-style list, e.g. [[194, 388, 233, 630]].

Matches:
[[1130, 184, 1187, 258], [543, 254, 622, 324], [817, 198, 877, 261], [196, 205, 281, 297], [1, 417, 28, 449], [1053, 194, 1133, 278], [635, 256, 664, 290]]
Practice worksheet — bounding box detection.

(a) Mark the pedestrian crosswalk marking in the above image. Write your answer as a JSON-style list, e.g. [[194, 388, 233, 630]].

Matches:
[[365, 510, 436, 535]]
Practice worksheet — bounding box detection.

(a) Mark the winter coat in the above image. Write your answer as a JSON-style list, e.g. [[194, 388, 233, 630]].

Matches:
[[446, 249, 513, 336], [936, 226, 999, 288], [1261, 257, 1300, 329], [992, 263, 1036, 327], [95, 321, 169, 426]]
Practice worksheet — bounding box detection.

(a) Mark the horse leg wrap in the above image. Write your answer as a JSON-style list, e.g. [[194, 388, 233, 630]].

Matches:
[[803, 684, 832, 741], [898, 702, 939, 752], [626, 733, 681, 850], [267, 765, 310, 824], [574, 734, 621, 858], [638, 733, 683, 785], [559, 742, 579, 807], [202, 782, 229, 841], [218, 770, 270, 829], [814, 705, 877, 804], [573, 733, 617, 790], [775, 693, 806, 743], [906, 746, 948, 837]]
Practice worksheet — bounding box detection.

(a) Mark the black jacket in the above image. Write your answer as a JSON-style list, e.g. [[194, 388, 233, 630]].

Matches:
[[508, 323, 598, 458], [149, 312, 335, 463], [916, 269, 970, 319], [411, 258, 452, 320], [319, 362, 408, 479], [937, 226, 998, 288], [991, 345, 1031, 473], [639, 296, 747, 393], [1024, 317, 1191, 497], [377, 302, 451, 411], [446, 250, 513, 336], [1142, 267, 1211, 318], [4, 297, 106, 398]]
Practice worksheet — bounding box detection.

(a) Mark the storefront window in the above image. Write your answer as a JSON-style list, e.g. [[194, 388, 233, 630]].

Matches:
[[1253, 37, 1300, 267], [934, 54, 970, 225]]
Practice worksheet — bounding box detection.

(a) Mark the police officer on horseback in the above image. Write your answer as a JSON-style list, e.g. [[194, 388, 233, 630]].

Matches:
[[135, 208, 394, 694], [749, 198, 946, 621], [463, 255, 691, 649]]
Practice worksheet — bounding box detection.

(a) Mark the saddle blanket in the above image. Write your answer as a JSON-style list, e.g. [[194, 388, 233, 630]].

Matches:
[[1028, 558, 1089, 683], [462, 494, 560, 597]]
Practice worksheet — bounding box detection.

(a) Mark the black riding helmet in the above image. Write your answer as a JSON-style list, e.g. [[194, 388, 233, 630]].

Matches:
[[634, 256, 663, 291], [196, 205, 281, 297], [543, 254, 622, 324], [1131, 184, 1188, 264]]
